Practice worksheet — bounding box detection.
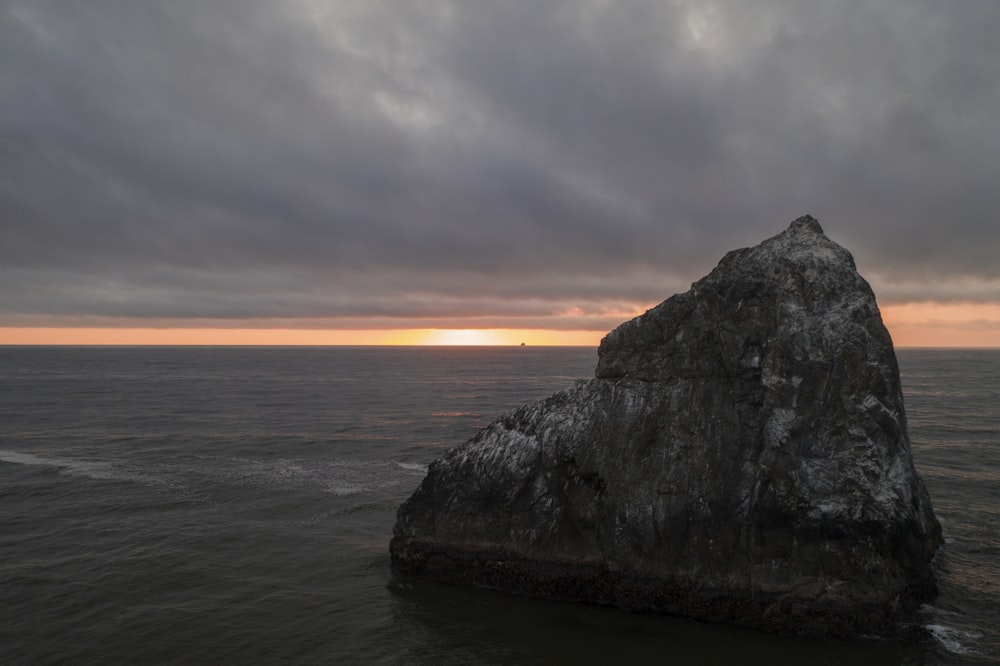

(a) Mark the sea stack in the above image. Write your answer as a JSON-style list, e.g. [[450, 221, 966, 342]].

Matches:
[[390, 216, 942, 637]]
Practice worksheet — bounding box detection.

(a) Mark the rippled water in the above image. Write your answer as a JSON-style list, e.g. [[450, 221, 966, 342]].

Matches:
[[0, 346, 996, 664], [896, 349, 1000, 663]]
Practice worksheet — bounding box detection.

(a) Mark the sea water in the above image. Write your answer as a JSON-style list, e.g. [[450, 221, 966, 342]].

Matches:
[[0, 346, 997, 664]]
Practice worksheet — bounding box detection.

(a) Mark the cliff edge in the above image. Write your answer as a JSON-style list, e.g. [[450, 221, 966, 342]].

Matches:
[[390, 216, 942, 637]]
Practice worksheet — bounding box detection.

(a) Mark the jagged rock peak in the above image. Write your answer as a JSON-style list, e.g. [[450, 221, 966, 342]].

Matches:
[[595, 215, 868, 382], [391, 215, 942, 639], [712, 213, 853, 278], [789, 213, 823, 234]]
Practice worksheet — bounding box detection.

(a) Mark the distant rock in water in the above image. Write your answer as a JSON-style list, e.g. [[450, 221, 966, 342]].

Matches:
[[390, 216, 942, 638]]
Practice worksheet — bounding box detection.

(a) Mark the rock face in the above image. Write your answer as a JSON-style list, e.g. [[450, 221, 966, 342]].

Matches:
[[390, 216, 942, 637]]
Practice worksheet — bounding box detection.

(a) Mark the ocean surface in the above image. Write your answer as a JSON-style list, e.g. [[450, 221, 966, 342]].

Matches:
[[0, 346, 997, 665]]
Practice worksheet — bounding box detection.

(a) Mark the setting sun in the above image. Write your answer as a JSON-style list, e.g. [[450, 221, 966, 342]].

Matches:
[[399, 328, 600, 346], [420, 329, 507, 345]]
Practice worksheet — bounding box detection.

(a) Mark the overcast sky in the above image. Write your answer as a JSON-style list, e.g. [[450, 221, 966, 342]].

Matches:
[[2, 1, 998, 334]]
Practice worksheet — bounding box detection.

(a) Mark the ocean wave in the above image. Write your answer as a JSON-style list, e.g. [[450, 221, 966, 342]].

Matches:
[[925, 623, 982, 656], [0, 448, 205, 503], [0, 449, 117, 480], [395, 461, 429, 473], [0, 449, 419, 499]]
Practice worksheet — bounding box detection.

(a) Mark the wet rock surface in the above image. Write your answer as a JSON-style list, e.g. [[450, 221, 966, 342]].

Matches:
[[390, 216, 942, 637]]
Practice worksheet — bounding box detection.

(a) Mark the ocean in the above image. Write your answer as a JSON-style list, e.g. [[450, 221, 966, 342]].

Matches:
[[0, 346, 996, 664]]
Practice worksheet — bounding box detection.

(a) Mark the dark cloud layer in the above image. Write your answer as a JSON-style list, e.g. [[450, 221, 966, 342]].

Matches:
[[2, 1, 998, 330]]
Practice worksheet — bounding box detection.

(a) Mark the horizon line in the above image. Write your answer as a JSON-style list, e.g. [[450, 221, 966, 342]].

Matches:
[[0, 315, 997, 348], [1, 342, 997, 350]]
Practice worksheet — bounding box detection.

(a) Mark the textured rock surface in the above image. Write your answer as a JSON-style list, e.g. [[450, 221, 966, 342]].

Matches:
[[390, 216, 942, 637]]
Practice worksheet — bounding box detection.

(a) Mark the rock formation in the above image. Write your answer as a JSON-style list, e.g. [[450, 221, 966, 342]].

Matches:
[[390, 216, 942, 638]]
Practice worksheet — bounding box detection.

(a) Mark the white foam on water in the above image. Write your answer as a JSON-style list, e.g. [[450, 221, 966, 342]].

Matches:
[[325, 481, 370, 496], [0, 450, 49, 466], [208, 455, 427, 496], [925, 623, 982, 656], [0, 449, 116, 480], [2, 449, 425, 500], [0, 449, 205, 502]]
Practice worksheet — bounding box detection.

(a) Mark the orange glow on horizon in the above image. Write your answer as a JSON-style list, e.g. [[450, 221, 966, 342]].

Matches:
[[0, 327, 604, 346], [0, 303, 997, 348], [880, 302, 1000, 348], [387, 329, 601, 346]]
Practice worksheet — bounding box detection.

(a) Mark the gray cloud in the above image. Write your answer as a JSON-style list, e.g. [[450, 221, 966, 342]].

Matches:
[[2, 1, 998, 331]]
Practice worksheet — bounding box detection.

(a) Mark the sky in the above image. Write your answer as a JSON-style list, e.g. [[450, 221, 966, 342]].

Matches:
[[1, 1, 998, 346]]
